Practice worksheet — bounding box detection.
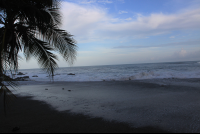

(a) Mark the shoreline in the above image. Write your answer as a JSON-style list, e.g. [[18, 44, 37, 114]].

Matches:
[[1, 78, 200, 133]]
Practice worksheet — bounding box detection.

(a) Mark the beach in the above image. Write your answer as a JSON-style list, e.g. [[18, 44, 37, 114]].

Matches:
[[0, 0, 200, 132], [1, 78, 200, 133]]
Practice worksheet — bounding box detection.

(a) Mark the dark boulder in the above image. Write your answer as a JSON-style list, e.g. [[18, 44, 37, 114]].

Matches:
[[17, 72, 25, 75], [15, 76, 30, 81], [68, 73, 75, 75]]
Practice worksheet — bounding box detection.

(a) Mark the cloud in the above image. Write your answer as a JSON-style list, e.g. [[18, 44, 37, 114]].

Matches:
[[118, 0, 125, 3], [113, 39, 200, 49], [60, 2, 200, 43], [80, 0, 96, 4], [170, 36, 175, 38], [101, 9, 200, 39], [170, 49, 200, 61], [125, 17, 132, 21], [73, 0, 113, 4], [98, 0, 113, 4], [118, 10, 128, 14], [176, 49, 187, 57], [60, 2, 109, 42]]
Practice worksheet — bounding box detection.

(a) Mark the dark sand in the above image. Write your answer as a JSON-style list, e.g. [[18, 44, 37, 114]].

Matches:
[[0, 96, 168, 133], [1, 78, 200, 133]]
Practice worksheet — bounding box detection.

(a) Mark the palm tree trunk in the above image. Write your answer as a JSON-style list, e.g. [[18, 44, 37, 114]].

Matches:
[[0, 29, 6, 83]]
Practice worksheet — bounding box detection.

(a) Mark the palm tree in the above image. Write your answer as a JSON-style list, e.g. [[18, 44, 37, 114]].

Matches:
[[0, 0, 77, 113]]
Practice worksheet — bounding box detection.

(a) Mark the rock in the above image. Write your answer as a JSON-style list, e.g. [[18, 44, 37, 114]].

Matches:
[[45, 88, 48, 90], [68, 90, 71, 92], [32, 75, 38, 77], [62, 88, 64, 90], [68, 73, 75, 75], [14, 76, 30, 81], [160, 84, 167, 87], [17, 72, 25, 75]]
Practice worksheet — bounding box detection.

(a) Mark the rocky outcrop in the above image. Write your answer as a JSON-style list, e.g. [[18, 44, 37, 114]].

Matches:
[[68, 73, 75, 75], [14, 76, 30, 81], [17, 72, 25, 75]]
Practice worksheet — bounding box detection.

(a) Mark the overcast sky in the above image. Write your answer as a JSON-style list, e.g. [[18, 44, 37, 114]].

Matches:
[[19, 0, 200, 69]]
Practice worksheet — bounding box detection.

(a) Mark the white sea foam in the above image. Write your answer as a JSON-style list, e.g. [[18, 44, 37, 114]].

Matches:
[[11, 61, 200, 82]]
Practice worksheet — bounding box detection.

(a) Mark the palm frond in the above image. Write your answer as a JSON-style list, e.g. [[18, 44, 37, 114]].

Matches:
[[0, 0, 77, 115], [44, 26, 77, 65], [23, 33, 58, 77]]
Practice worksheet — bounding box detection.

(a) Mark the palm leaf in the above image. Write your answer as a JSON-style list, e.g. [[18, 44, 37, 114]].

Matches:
[[0, 0, 77, 114], [23, 32, 59, 78]]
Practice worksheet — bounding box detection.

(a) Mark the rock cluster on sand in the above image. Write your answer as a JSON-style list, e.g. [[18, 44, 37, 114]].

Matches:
[[68, 73, 75, 75], [15, 76, 30, 81], [17, 72, 25, 75]]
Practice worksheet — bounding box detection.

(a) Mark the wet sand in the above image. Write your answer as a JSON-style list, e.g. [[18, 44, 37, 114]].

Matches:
[[0, 96, 168, 133], [0, 78, 200, 133]]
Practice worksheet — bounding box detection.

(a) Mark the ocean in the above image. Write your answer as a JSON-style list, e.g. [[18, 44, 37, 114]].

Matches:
[[15, 61, 200, 81]]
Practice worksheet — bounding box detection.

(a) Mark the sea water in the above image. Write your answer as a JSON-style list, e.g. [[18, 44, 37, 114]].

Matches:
[[14, 61, 200, 81]]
